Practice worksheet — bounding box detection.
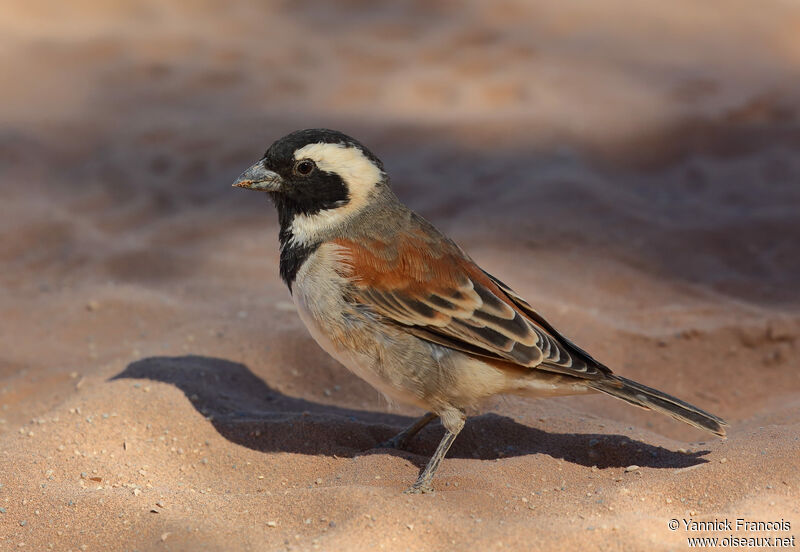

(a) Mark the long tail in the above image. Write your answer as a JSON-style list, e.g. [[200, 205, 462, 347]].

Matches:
[[588, 375, 727, 437]]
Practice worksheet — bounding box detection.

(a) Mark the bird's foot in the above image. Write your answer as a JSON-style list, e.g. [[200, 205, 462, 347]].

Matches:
[[403, 481, 434, 494]]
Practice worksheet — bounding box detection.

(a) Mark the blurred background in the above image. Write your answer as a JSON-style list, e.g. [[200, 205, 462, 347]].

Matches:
[[1, 2, 799, 549], [1, 0, 799, 437]]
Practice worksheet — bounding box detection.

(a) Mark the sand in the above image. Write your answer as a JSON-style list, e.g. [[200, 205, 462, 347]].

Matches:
[[1, 1, 799, 550]]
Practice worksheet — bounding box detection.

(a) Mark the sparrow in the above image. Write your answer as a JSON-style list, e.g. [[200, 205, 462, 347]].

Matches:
[[233, 128, 727, 493]]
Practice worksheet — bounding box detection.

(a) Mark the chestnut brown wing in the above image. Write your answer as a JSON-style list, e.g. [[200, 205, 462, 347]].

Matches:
[[333, 235, 608, 380]]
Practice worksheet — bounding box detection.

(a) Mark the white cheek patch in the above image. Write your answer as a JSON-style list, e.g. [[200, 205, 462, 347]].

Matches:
[[293, 142, 383, 202], [289, 142, 384, 245]]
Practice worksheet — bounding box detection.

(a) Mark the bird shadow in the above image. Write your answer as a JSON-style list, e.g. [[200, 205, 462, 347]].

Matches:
[[111, 355, 710, 470]]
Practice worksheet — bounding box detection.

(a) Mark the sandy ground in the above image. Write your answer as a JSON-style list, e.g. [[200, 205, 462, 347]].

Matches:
[[1, 1, 800, 550]]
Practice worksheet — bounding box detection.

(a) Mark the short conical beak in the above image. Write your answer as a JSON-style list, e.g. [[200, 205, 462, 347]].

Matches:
[[232, 160, 283, 192]]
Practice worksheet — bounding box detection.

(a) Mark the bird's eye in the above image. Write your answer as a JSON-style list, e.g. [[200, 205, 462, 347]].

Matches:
[[295, 160, 315, 176]]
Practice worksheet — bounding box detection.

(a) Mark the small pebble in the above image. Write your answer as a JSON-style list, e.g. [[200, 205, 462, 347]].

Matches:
[[624, 465, 640, 473], [266, 521, 277, 528]]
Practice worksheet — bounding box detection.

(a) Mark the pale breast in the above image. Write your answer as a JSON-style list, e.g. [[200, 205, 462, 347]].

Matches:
[[291, 242, 429, 408]]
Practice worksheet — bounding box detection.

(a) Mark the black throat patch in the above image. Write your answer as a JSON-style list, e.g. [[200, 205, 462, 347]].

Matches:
[[278, 233, 319, 292], [271, 195, 324, 291], [268, 170, 350, 291]]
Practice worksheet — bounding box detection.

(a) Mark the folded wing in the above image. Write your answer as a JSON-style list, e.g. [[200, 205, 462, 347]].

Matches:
[[333, 229, 611, 380]]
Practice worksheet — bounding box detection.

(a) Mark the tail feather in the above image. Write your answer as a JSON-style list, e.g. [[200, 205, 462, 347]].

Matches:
[[589, 375, 727, 437]]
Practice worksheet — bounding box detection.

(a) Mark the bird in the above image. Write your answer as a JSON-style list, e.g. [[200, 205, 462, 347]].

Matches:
[[232, 128, 727, 493]]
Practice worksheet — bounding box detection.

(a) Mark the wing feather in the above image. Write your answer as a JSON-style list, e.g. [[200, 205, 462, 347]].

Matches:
[[333, 233, 610, 380], [483, 271, 612, 376]]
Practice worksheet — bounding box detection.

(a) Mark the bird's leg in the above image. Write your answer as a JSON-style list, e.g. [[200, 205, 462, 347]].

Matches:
[[405, 408, 465, 494], [378, 412, 437, 450]]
